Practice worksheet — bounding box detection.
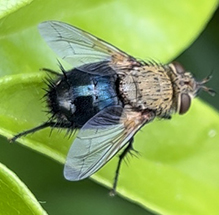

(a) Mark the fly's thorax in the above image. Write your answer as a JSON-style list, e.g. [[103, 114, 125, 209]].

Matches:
[[119, 65, 174, 116]]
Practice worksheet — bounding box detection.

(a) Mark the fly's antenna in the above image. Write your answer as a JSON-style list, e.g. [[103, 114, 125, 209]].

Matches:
[[197, 73, 216, 96]]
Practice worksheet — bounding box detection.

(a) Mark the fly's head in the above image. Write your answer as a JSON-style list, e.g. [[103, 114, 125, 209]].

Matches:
[[168, 62, 215, 115]]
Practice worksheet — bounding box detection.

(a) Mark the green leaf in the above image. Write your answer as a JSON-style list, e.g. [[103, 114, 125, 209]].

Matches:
[[0, 0, 218, 215], [0, 0, 218, 76], [0, 163, 47, 215], [0, 0, 33, 19]]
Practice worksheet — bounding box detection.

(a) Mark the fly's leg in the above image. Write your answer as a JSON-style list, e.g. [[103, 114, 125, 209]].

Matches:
[[109, 137, 135, 196], [10, 121, 73, 143], [109, 109, 155, 196]]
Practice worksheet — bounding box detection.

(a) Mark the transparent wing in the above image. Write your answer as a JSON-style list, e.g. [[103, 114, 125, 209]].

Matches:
[[38, 21, 137, 70], [64, 106, 154, 181]]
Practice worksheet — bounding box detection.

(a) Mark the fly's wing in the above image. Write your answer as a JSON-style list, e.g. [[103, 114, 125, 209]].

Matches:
[[38, 21, 140, 74], [64, 106, 154, 181]]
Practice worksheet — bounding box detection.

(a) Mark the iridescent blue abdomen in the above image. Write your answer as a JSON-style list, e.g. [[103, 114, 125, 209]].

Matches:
[[47, 66, 122, 128]]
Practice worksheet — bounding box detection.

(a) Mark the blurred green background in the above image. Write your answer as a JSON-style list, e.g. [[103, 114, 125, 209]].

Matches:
[[0, 3, 219, 215]]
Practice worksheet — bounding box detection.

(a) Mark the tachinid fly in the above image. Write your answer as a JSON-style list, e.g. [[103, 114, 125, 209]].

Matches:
[[11, 21, 214, 195]]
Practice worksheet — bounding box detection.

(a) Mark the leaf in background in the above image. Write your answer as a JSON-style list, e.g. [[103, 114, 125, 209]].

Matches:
[[0, 163, 47, 215], [0, 0, 218, 76], [0, 0, 219, 215]]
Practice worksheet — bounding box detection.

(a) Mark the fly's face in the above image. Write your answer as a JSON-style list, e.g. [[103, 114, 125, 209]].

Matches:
[[168, 62, 214, 115]]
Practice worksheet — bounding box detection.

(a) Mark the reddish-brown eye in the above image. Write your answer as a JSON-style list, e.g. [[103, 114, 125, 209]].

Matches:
[[179, 93, 191, 114], [172, 61, 185, 74]]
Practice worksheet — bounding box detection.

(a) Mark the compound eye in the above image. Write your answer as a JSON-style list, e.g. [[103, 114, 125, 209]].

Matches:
[[172, 61, 185, 74], [179, 93, 191, 114]]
